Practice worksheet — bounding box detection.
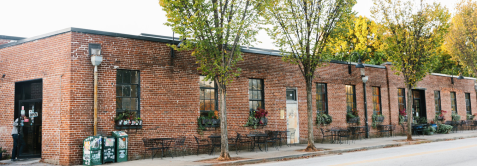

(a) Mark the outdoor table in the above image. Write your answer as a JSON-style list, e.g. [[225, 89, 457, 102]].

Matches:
[[150, 138, 175, 158], [275, 131, 288, 146], [246, 134, 268, 151]]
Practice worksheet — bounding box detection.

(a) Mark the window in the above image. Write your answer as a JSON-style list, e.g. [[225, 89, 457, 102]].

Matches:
[[466, 93, 471, 115], [398, 88, 405, 112], [249, 79, 264, 112], [116, 70, 140, 116], [316, 83, 328, 114], [451, 92, 457, 114], [372, 87, 382, 115], [434, 91, 441, 115], [200, 76, 217, 116], [286, 89, 296, 101], [346, 85, 356, 113]]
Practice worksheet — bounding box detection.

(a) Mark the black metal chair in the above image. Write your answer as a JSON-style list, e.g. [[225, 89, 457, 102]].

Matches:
[[357, 126, 369, 140], [237, 132, 252, 151], [209, 136, 221, 155], [193, 136, 210, 155], [228, 133, 240, 154], [254, 134, 268, 152], [142, 138, 163, 160], [338, 129, 352, 144], [172, 137, 187, 158], [388, 125, 396, 137], [265, 131, 280, 151], [471, 121, 477, 130], [320, 128, 332, 143]]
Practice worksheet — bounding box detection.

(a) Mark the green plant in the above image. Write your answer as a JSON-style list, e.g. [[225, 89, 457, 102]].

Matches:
[[466, 114, 474, 120], [452, 113, 461, 121], [417, 117, 427, 124], [136, 117, 142, 121], [371, 114, 385, 128], [0, 147, 7, 153], [437, 123, 453, 134], [399, 115, 407, 124], [316, 113, 333, 126], [197, 116, 206, 134], [114, 114, 124, 122], [423, 125, 436, 135]]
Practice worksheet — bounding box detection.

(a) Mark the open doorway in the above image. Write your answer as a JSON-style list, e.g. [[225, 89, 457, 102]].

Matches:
[[412, 90, 427, 120], [14, 79, 43, 158]]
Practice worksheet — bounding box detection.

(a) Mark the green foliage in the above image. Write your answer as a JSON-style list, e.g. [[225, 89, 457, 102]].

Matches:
[[316, 113, 333, 126], [423, 125, 436, 135], [372, 0, 451, 88], [0, 147, 7, 153], [417, 117, 428, 124], [197, 116, 206, 134], [399, 115, 407, 124], [371, 114, 385, 128], [243, 111, 259, 129], [452, 113, 461, 122], [467, 114, 475, 120], [437, 123, 453, 134]]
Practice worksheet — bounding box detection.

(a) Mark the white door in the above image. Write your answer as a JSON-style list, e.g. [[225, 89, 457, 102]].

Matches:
[[286, 88, 299, 144]]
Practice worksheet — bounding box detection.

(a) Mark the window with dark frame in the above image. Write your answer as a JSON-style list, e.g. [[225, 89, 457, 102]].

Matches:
[[316, 83, 328, 114], [346, 85, 356, 113], [451, 92, 457, 114], [465, 93, 471, 115], [372, 87, 382, 115], [286, 89, 296, 101], [200, 76, 217, 117], [249, 79, 264, 112], [116, 70, 140, 116], [398, 88, 406, 112], [434, 91, 441, 115]]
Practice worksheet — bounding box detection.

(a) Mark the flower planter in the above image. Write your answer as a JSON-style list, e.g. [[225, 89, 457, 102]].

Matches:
[[347, 117, 360, 124], [201, 119, 220, 128], [376, 116, 385, 122]]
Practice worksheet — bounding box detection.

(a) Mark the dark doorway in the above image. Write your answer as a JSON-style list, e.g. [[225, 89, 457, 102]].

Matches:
[[412, 90, 426, 119], [14, 79, 42, 158]]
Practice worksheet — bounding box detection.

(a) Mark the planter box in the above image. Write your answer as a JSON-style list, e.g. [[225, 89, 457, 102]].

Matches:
[[347, 117, 360, 124], [376, 116, 385, 122], [115, 124, 142, 130], [201, 119, 220, 128]]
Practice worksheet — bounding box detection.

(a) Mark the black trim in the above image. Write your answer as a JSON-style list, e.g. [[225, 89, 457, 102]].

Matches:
[[0, 35, 25, 40]]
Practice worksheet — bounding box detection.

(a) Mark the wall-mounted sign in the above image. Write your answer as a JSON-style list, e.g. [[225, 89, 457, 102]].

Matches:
[[280, 109, 285, 119]]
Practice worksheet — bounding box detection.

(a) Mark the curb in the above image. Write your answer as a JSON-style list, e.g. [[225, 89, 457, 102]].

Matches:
[[210, 134, 477, 165]]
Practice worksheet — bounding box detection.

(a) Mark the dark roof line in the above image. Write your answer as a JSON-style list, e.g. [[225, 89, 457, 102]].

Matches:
[[0, 35, 25, 41], [0, 27, 385, 69]]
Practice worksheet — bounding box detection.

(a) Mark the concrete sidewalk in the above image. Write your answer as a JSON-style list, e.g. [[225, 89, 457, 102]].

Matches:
[[2, 131, 476, 166], [95, 131, 477, 166]]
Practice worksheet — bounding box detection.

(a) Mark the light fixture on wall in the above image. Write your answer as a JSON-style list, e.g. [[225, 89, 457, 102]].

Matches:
[[356, 52, 365, 68], [89, 43, 102, 136]]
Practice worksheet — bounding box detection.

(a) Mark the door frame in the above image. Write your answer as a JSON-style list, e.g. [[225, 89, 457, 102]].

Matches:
[[286, 88, 299, 144]]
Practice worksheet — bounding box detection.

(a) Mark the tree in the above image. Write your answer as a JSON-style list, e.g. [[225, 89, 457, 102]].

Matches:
[[372, 0, 450, 141], [444, 0, 477, 77], [326, 15, 386, 65], [159, 0, 264, 160], [265, 0, 355, 151]]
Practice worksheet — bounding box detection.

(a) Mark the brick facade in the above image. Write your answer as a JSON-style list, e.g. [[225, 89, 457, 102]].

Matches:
[[1, 29, 476, 165]]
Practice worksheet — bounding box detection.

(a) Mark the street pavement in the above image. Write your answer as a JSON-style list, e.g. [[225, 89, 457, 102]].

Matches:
[[248, 137, 477, 166]]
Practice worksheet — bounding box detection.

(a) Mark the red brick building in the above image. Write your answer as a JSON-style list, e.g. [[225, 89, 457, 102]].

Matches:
[[0, 28, 475, 165]]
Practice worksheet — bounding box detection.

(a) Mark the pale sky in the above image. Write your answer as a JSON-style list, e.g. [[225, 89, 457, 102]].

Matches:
[[0, 0, 460, 50]]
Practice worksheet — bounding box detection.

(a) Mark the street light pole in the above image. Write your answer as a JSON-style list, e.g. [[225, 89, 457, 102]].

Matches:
[[362, 75, 369, 138]]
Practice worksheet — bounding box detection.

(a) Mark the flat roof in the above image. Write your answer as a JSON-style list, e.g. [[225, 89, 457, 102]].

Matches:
[[0, 35, 25, 41]]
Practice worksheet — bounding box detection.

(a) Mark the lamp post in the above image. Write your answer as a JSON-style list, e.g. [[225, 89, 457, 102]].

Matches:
[[355, 53, 368, 138], [90, 44, 102, 136]]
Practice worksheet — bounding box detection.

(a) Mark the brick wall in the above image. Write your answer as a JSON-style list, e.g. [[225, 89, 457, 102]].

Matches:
[[1, 31, 476, 165], [0, 33, 72, 165]]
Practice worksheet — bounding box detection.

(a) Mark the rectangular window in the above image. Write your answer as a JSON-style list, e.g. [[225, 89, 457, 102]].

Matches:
[[372, 87, 382, 115], [398, 88, 405, 112], [286, 89, 296, 101], [346, 85, 356, 113], [434, 91, 441, 115], [116, 70, 140, 116], [451, 92, 457, 114], [316, 83, 328, 114], [200, 76, 217, 116], [466, 93, 471, 115], [249, 79, 264, 112]]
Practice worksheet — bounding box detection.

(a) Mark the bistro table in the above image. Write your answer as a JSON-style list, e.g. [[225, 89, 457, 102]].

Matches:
[[329, 128, 348, 144], [377, 125, 393, 137], [150, 138, 175, 158], [246, 133, 268, 151], [348, 126, 366, 140]]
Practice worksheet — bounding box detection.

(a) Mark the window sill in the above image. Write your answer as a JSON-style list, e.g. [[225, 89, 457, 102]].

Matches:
[[115, 125, 142, 130]]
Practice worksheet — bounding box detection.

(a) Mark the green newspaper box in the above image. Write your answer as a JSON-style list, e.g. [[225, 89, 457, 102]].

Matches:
[[102, 136, 116, 164], [112, 131, 128, 162], [83, 136, 102, 165]]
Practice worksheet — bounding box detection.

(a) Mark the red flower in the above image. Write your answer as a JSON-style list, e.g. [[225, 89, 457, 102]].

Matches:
[[399, 109, 406, 116]]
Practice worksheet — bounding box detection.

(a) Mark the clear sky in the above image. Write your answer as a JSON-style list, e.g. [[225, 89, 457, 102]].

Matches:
[[0, 0, 460, 50]]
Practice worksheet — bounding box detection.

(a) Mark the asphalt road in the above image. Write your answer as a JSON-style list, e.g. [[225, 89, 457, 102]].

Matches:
[[248, 137, 477, 166]]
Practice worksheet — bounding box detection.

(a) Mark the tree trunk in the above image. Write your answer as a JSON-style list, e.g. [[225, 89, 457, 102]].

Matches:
[[217, 83, 231, 161], [305, 76, 317, 151], [406, 83, 413, 141]]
